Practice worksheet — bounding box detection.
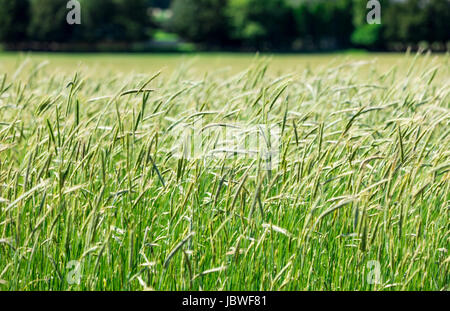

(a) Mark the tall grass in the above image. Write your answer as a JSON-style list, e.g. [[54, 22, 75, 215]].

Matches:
[[0, 53, 448, 290]]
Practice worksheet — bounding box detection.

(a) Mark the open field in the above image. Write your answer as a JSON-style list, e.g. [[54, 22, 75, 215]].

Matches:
[[0, 52, 445, 76], [0, 53, 448, 290]]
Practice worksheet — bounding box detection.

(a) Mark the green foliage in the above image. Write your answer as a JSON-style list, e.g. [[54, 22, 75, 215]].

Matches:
[[351, 23, 382, 47], [227, 0, 297, 49], [383, 0, 450, 45], [77, 0, 151, 42], [113, 0, 151, 41], [424, 0, 450, 43], [0, 0, 448, 50], [151, 0, 172, 9], [0, 0, 29, 42], [28, 0, 74, 42], [77, 0, 118, 42], [385, 0, 428, 43], [351, 0, 385, 49], [290, 0, 354, 49], [169, 0, 229, 45], [4, 0, 150, 44]]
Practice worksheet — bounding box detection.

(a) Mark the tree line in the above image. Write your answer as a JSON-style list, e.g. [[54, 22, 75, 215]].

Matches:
[[0, 0, 448, 51]]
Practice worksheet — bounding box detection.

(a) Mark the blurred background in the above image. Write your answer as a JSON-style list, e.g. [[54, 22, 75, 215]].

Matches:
[[0, 0, 448, 53]]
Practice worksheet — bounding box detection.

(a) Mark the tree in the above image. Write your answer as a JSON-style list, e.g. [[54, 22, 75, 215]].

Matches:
[[351, 23, 383, 48], [0, 0, 30, 43], [113, 0, 152, 41], [424, 0, 450, 43], [151, 0, 172, 9], [351, 0, 385, 49], [227, 0, 297, 50], [289, 0, 354, 50], [396, 0, 427, 43], [28, 0, 73, 42], [28, 0, 151, 43], [331, 0, 354, 48], [169, 0, 230, 46], [76, 0, 118, 42], [382, 0, 431, 45]]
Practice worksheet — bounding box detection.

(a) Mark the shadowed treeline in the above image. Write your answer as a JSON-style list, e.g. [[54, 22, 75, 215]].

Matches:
[[0, 0, 448, 52]]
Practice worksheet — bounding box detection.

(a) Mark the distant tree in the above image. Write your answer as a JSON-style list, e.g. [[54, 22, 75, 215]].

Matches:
[[227, 0, 296, 50], [28, 0, 73, 42], [383, 0, 428, 45], [77, 0, 119, 42], [113, 0, 152, 41], [30, 0, 151, 43], [1, 0, 448, 51], [331, 0, 355, 47], [169, 0, 229, 46], [424, 0, 450, 43], [351, 23, 383, 48], [289, 0, 354, 49], [151, 0, 172, 9], [0, 0, 30, 43], [351, 0, 385, 49], [398, 0, 427, 43]]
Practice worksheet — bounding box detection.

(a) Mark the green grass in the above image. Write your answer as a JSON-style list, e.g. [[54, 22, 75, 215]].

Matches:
[[153, 30, 180, 42], [0, 51, 435, 76], [0, 52, 448, 291]]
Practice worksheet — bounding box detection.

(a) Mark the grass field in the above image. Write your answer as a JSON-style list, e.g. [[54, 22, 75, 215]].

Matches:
[[0, 52, 448, 290], [0, 51, 438, 76]]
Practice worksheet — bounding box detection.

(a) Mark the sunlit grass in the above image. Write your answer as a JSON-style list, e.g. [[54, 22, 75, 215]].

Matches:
[[0, 53, 448, 290]]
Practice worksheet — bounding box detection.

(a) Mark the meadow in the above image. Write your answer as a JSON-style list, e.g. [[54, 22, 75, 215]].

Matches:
[[0, 52, 448, 290]]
